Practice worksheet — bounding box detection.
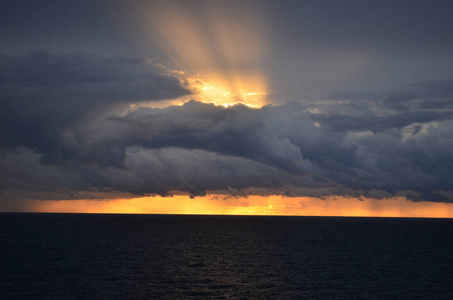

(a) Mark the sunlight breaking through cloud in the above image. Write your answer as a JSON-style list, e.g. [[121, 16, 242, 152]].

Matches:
[[132, 0, 270, 107]]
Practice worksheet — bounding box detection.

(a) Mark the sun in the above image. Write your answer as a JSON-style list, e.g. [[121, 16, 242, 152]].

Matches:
[[185, 74, 267, 108]]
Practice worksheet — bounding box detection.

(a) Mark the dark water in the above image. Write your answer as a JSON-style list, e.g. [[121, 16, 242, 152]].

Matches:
[[1, 214, 453, 299]]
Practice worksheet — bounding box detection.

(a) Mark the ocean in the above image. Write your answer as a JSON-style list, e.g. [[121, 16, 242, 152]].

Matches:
[[1, 213, 452, 299]]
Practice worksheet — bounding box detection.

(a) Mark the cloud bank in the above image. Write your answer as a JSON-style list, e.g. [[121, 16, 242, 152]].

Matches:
[[1, 52, 452, 203], [0, 51, 190, 158]]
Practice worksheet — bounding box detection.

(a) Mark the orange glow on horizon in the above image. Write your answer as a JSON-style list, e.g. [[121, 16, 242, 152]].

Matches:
[[7, 195, 453, 218]]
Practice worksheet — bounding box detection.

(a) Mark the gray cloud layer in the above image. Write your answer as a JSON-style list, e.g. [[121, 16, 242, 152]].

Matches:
[[1, 74, 452, 201]]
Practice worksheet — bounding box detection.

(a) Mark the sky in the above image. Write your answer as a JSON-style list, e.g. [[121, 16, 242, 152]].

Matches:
[[1, 0, 453, 216]]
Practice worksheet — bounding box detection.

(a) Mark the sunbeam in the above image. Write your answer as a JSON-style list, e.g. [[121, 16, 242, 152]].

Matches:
[[132, 0, 270, 107]]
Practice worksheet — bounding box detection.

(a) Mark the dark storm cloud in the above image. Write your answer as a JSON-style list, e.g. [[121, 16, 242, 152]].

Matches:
[[2, 98, 452, 202], [0, 145, 320, 200], [0, 51, 190, 157], [61, 101, 324, 175], [59, 99, 453, 202], [1, 1, 453, 204]]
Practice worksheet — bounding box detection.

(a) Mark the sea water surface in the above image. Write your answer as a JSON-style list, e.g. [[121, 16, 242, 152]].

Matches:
[[1, 213, 452, 299]]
